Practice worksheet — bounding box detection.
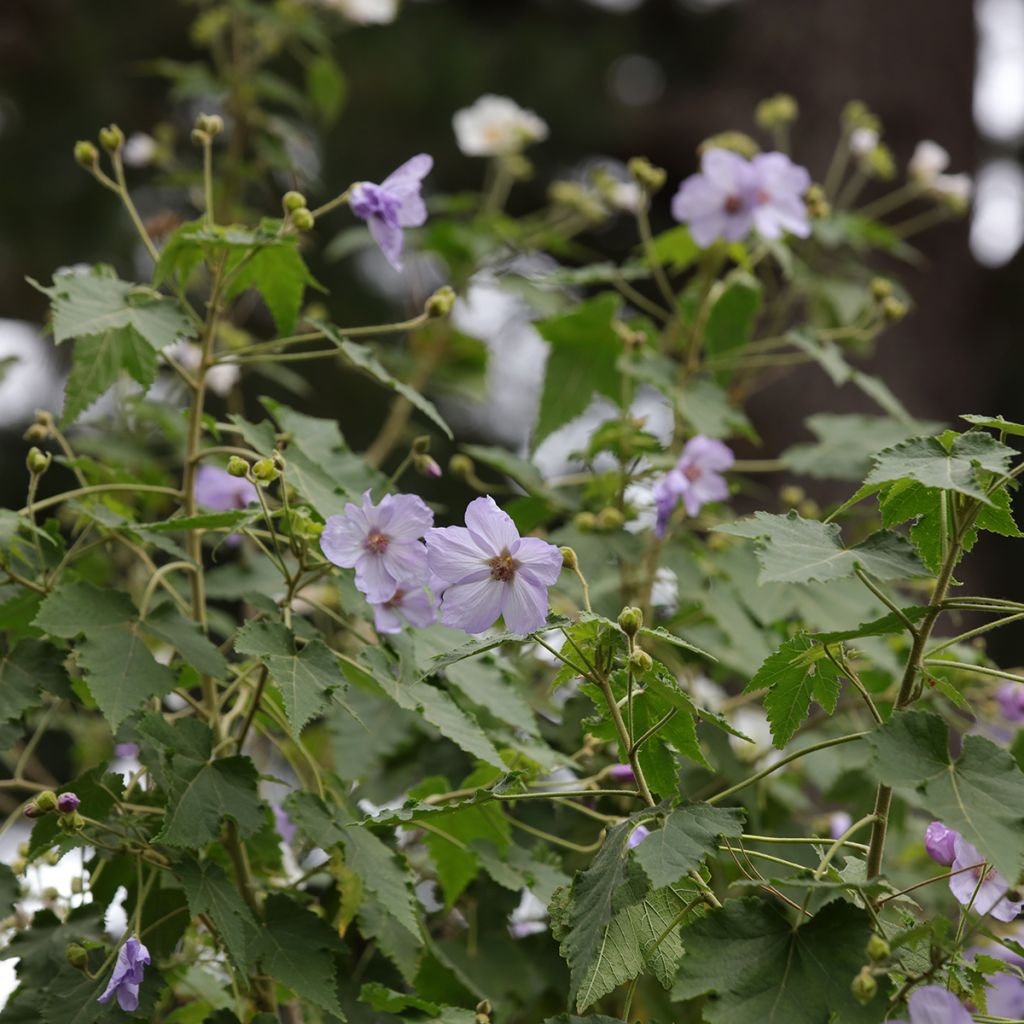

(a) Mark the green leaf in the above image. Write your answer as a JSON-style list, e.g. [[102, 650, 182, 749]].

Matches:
[[0, 640, 71, 721], [961, 413, 1024, 437], [533, 293, 623, 449], [225, 238, 322, 336], [34, 581, 136, 638], [677, 376, 755, 440], [638, 625, 714, 660], [704, 271, 762, 381], [632, 805, 745, 890], [305, 54, 347, 122], [314, 321, 453, 439], [62, 326, 158, 424], [140, 603, 228, 679], [866, 710, 1024, 880], [865, 433, 1015, 503], [745, 635, 842, 748], [717, 510, 925, 584], [177, 860, 259, 970], [256, 894, 343, 1016], [647, 225, 700, 272], [672, 898, 883, 1024]]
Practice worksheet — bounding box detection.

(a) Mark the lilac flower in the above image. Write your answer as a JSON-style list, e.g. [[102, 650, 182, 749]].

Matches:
[[925, 821, 960, 866], [628, 824, 650, 849], [829, 811, 853, 840], [350, 154, 432, 271], [195, 465, 258, 511], [970, 945, 1024, 1020], [996, 683, 1024, 723], [425, 496, 562, 635], [370, 586, 437, 635], [670, 148, 810, 248], [949, 836, 1023, 922], [653, 435, 734, 536], [57, 792, 80, 813], [97, 936, 151, 1013], [321, 490, 432, 604], [890, 985, 972, 1024], [272, 804, 296, 847], [608, 764, 636, 783]]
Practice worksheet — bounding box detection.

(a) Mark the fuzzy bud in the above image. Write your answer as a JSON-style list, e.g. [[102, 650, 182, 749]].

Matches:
[[449, 454, 475, 480], [866, 934, 890, 962], [23, 803, 42, 819], [573, 511, 598, 532], [881, 297, 908, 323], [66, 944, 89, 971], [45, 851, 60, 866], [252, 458, 279, 484], [58, 810, 86, 832], [70, 877, 83, 894], [283, 190, 307, 212], [56, 792, 80, 814], [413, 453, 442, 479], [755, 93, 799, 130], [98, 124, 124, 153], [870, 277, 893, 301], [195, 113, 224, 137], [226, 456, 250, 478], [35, 790, 58, 814], [425, 285, 456, 319], [74, 140, 100, 169], [618, 606, 643, 637], [698, 132, 760, 159], [851, 967, 877, 1005], [560, 546, 579, 571], [627, 156, 667, 193], [597, 506, 625, 531], [26, 447, 52, 476], [475, 999, 492, 1024], [628, 648, 653, 674], [411, 435, 432, 454], [23, 423, 49, 442], [291, 207, 315, 232]]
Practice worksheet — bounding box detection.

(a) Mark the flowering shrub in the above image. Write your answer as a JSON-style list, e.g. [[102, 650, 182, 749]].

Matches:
[[0, 5, 1021, 1024]]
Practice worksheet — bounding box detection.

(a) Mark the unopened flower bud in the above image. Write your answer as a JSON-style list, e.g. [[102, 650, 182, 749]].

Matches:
[[190, 128, 206, 147], [573, 511, 598, 532], [196, 113, 223, 137], [58, 810, 85, 832], [779, 485, 804, 507], [866, 934, 890, 962], [698, 132, 760, 159], [23, 423, 49, 442], [74, 140, 100, 169], [867, 144, 896, 181], [628, 156, 667, 193], [226, 456, 249, 477], [414, 453, 442, 479], [797, 499, 820, 520], [618, 606, 643, 637], [23, 803, 42, 819], [26, 447, 51, 476], [842, 101, 880, 133], [425, 285, 456, 319], [851, 967, 877, 1005], [475, 999, 492, 1024], [57, 792, 80, 814], [881, 297, 908, 323], [805, 183, 830, 219], [35, 790, 58, 813], [411, 435, 431, 454], [291, 207, 315, 231], [98, 125, 124, 153], [11, 859, 26, 876], [547, 181, 606, 222], [597, 506, 625, 531], [449, 454, 475, 480], [17, 843, 28, 859], [282, 190, 307, 212], [870, 277, 893, 301], [560, 546, 579, 571], [45, 851, 60, 866], [66, 944, 89, 971], [70, 877, 83, 894], [628, 648, 653, 674], [252, 458, 279, 484], [754, 93, 798, 130]]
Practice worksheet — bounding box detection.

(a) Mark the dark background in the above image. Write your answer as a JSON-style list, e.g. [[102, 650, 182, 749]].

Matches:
[[0, 0, 1019, 651]]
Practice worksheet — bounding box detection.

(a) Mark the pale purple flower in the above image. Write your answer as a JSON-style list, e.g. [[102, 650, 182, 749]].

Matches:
[[628, 824, 650, 849], [272, 804, 296, 846], [425, 496, 562, 635], [195, 466, 258, 511], [671, 148, 810, 248], [653, 435, 734, 536], [971, 945, 1024, 1020], [890, 985, 972, 1024], [370, 585, 437, 635], [97, 936, 151, 1012], [996, 683, 1024, 723], [608, 764, 636, 783], [925, 821, 960, 866], [508, 889, 548, 939], [829, 811, 853, 840], [350, 154, 432, 271], [57, 792, 80, 813], [114, 743, 139, 759], [949, 836, 1023, 922], [320, 490, 432, 604]]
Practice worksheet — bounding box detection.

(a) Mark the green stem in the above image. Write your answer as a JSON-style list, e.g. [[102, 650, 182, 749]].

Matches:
[[19, 484, 182, 517]]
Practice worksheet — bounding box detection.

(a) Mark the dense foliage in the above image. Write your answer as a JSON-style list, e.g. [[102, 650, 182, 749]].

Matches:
[[1, 4, 1021, 1023]]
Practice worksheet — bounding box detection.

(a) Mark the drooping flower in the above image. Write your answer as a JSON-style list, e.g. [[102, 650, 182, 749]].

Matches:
[[949, 836, 1023, 922], [925, 820, 960, 866], [889, 985, 972, 1024], [908, 140, 951, 184], [349, 154, 432, 271], [56, 792, 80, 813], [453, 95, 549, 157], [628, 824, 651, 849], [195, 465, 258, 512], [653, 435, 734, 536], [996, 683, 1024, 723], [425, 496, 562, 635], [321, 490, 432, 604], [97, 936, 151, 1013], [370, 585, 437, 635]]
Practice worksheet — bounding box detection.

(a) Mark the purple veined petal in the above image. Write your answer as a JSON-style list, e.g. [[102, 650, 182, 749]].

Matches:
[[682, 434, 735, 471], [98, 937, 150, 1011], [396, 192, 427, 228], [372, 601, 404, 634], [752, 151, 812, 198], [381, 539, 430, 585], [379, 492, 434, 540], [439, 576, 505, 633], [367, 215, 405, 271], [501, 573, 550, 634], [671, 174, 725, 224], [904, 985, 973, 1024], [464, 495, 520, 555], [381, 153, 433, 198], [949, 837, 1018, 918], [925, 821, 960, 866], [701, 148, 757, 193], [426, 525, 490, 587], [396, 586, 438, 628], [511, 535, 563, 586], [354, 552, 399, 604], [320, 515, 366, 567]]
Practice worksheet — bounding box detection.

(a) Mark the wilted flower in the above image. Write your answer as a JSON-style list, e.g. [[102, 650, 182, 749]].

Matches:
[[320, 490, 432, 604], [890, 985, 971, 1024], [653, 435, 734, 536], [628, 824, 650, 849], [908, 140, 950, 184], [996, 683, 1024, 723], [949, 836, 1023, 922], [453, 95, 548, 157], [925, 820, 960, 866], [56, 792, 80, 814], [195, 465, 258, 512], [370, 586, 437, 634], [97, 936, 151, 1013], [425, 496, 562, 634], [350, 154, 432, 271]]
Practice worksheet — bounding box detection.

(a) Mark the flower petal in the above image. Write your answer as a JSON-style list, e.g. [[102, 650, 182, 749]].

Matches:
[[372, 602, 403, 634], [501, 574, 549, 634], [905, 985, 973, 1024], [320, 515, 366, 567], [465, 495, 519, 555], [381, 539, 429, 585], [440, 577, 504, 633], [511, 536, 563, 586], [354, 553, 398, 603], [426, 525, 490, 587], [381, 153, 433, 197], [368, 215, 405, 271], [379, 492, 434, 540], [397, 587, 437, 628]]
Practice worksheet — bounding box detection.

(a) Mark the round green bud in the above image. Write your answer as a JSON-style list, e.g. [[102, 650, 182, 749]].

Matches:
[[618, 606, 644, 637], [597, 506, 625, 531], [226, 456, 250, 478], [779, 485, 805, 507], [425, 285, 456, 319], [628, 648, 653, 674], [98, 125, 124, 153], [16, 843, 28, 859], [196, 113, 224, 137], [797, 499, 821, 520], [190, 128, 206, 147], [560, 546, 579, 571], [881, 296, 908, 323], [26, 447, 52, 476], [23, 423, 49, 442], [851, 967, 877, 1005], [411, 435, 432, 454], [291, 207, 315, 231], [754, 93, 799, 130], [865, 934, 890, 962], [283, 190, 307, 212], [252, 458, 279, 484], [573, 511, 598, 532], [805, 183, 831, 219], [698, 132, 760, 159], [11, 859, 26, 876], [867, 144, 896, 181], [35, 790, 58, 813], [66, 944, 89, 971], [74, 140, 100, 169], [870, 277, 893, 301], [627, 156, 667, 193], [449, 454, 475, 479], [45, 851, 60, 866], [41, 887, 59, 902]]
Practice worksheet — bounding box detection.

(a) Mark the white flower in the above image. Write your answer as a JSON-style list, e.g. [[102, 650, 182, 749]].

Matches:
[[167, 341, 240, 397], [909, 140, 950, 184], [932, 172, 973, 204], [849, 126, 879, 157], [318, 0, 398, 22], [650, 567, 679, 617], [453, 95, 548, 157], [122, 133, 157, 168], [509, 889, 548, 938]]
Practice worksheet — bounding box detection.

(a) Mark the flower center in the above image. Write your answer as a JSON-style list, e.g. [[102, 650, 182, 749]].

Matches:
[[489, 551, 518, 583], [365, 530, 390, 555], [755, 188, 772, 205], [682, 463, 703, 482], [350, 183, 402, 226], [385, 589, 405, 608], [723, 194, 743, 214]]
